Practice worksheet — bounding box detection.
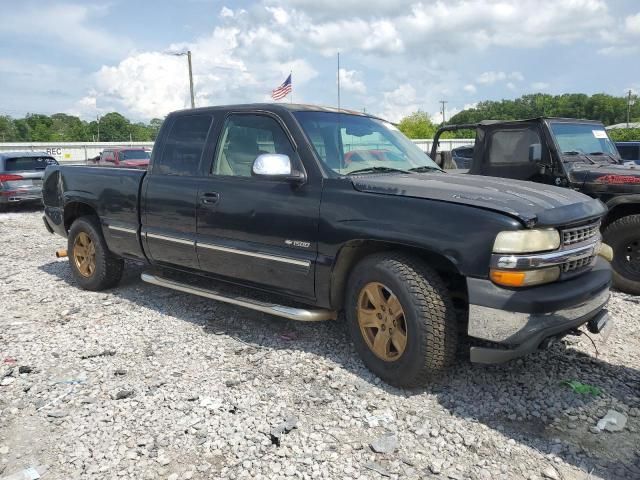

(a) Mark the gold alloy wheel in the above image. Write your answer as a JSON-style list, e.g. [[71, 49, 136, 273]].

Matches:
[[357, 282, 408, 361], [73, 231, 96, 278]]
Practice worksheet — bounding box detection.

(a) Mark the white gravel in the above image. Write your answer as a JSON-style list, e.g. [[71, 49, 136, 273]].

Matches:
[[1, 208, 639, 480]]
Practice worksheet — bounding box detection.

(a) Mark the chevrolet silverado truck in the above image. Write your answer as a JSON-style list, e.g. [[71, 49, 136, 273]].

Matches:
[[431, 118, 640, 295], [42, 104, 613, 387]]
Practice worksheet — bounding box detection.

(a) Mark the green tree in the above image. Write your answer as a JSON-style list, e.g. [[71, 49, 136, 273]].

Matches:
[[398, 111, 437, 139], [608, 128, 640, 142], [0, 116, 16, 141], [98, 112, 132, 141], [449, 92, 640, 126]]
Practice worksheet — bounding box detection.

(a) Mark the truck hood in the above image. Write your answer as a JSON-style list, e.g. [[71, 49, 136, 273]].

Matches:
[[350, 172, 605, 227], [567, 162, 640, 194]]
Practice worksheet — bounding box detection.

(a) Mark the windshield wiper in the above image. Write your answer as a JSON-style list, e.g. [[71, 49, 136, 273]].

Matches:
[[346, 166, 412, 175], [408, 166, 443, 173], [562, 151, 596, 164], [589, 152, 620, 164]]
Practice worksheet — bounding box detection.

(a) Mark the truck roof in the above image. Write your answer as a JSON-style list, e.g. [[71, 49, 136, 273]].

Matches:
[[168, 103, 377, 119]]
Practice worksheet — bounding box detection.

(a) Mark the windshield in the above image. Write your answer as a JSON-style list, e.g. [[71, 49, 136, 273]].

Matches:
[[550, 122, 618, 159], [121, 150, 150, 160], [294, 111, 441, 175]]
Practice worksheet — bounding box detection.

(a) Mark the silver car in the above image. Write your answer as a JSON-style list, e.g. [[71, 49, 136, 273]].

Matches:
[[0, 151, 58, 211]]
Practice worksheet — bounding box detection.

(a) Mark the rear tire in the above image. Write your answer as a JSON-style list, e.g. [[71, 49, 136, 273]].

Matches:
[[603, 214, 640, 295], [67, 216, 124, 291], [345, 253, 457, 388]]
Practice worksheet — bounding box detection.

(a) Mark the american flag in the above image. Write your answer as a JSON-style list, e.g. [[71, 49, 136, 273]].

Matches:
[[271, 74, 292, 101]]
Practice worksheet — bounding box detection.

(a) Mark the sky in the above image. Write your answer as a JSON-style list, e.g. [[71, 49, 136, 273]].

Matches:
[[0, 0, 639, 123]]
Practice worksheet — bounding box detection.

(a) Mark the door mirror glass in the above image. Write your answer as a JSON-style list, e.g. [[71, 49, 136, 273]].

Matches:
[[252, 154, 292, 177], [529, 143, 542, 162]]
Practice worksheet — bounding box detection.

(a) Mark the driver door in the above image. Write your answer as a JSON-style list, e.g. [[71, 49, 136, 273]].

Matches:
[[195, 112, 320, 299]]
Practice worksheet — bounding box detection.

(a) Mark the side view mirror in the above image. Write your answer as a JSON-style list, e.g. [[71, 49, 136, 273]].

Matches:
[[252, 154, 305, 183], [529, 144, 542, 162]]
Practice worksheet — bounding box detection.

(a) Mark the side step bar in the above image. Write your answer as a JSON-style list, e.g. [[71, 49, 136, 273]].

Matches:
[[141, 273, 337, 322]]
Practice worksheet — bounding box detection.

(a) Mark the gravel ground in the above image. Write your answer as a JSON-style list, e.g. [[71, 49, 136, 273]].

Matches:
[[1, 208, 639, 480]]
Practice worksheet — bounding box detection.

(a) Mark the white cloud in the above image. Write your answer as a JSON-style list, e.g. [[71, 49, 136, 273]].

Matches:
[[84, 23, 317, 119], [0, 3, 131, 59], [380, 84, 419, 122], [220, 6, 234, 18], [55, 0, 635, 120], [338, 69, 367, 94], [277, 0, 613, 56], [477, 71, 524, 85], [531, 82, 550, 91], [625, 12, 640, 34]]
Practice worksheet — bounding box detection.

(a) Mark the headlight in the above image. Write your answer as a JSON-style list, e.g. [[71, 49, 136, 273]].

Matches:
[[490, 266, 560, 287], [493, 229, 560, 254]]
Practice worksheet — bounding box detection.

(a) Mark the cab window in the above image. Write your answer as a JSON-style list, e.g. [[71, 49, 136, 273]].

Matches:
[[213, 115, 294, 177], [156, 114, 213, 176]]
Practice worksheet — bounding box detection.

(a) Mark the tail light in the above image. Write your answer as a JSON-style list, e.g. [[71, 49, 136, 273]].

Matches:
[[0, 174, 24, 182]]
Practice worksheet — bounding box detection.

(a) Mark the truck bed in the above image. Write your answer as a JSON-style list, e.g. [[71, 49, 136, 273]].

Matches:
[[43, 165, 146, 260]]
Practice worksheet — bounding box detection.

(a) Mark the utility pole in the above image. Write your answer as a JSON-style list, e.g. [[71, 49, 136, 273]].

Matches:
[[169, 51, 195, 108], [187, 50, 195, 109], [439, 100, 448, 125], [627, 89, 633, 128], [96, 114, 101, 142]]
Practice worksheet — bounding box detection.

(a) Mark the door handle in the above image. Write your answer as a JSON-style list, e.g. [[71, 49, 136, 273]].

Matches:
[[200, 192, 220, 204]]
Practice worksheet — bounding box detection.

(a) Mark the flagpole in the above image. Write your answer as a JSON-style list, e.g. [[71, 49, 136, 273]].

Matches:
[[290, 70, 293, 104], [337, 52, 341, 111]]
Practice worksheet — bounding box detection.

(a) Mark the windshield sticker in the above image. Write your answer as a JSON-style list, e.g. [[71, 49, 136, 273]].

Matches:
[[592, 130, 608, 139], [596, 174, 640, 185]]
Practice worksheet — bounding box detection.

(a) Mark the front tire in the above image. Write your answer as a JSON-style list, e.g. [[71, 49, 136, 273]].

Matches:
[[345, 253, 457, 387], [603, 214, 640, 295], [67, 216, 124, 291]]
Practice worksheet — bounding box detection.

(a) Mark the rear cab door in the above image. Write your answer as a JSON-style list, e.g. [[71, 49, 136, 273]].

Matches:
[[141, 112, 216, 270]]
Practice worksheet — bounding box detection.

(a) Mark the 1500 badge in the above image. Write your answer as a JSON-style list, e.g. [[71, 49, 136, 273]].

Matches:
[[285, 239, 311, 248]]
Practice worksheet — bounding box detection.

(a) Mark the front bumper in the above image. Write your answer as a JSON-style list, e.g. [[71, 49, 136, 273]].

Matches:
[[467, 257, 611, 363]]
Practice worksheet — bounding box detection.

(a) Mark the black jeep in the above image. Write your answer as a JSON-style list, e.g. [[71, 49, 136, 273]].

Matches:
[[431, 118, 640, 294]]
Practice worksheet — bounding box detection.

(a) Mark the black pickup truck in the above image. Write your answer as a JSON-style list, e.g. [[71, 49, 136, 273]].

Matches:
[[42, 104, 613, 387], [431, 118, 640, 295]]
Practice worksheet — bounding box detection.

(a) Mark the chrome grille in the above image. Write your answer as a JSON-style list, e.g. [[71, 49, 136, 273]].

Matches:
[[562, 255, 596, 273], [562, 222, 600, 246]]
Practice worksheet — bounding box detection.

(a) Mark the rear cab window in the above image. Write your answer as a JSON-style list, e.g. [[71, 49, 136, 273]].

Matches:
[[4, 156, 58, 171], [155, 114, 213, 176]]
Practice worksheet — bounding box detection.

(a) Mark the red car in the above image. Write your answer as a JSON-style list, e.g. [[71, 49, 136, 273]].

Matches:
[[91, 148, 151, 169]]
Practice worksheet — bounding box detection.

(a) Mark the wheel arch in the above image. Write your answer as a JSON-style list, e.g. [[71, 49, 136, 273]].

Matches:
[[329, 240, 467, 311], [64, 201, 98, 232], [603, 197, 640, 229]]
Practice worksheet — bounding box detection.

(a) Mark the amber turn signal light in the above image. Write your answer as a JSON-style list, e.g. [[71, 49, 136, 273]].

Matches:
[[490, 267, 560, 288]]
